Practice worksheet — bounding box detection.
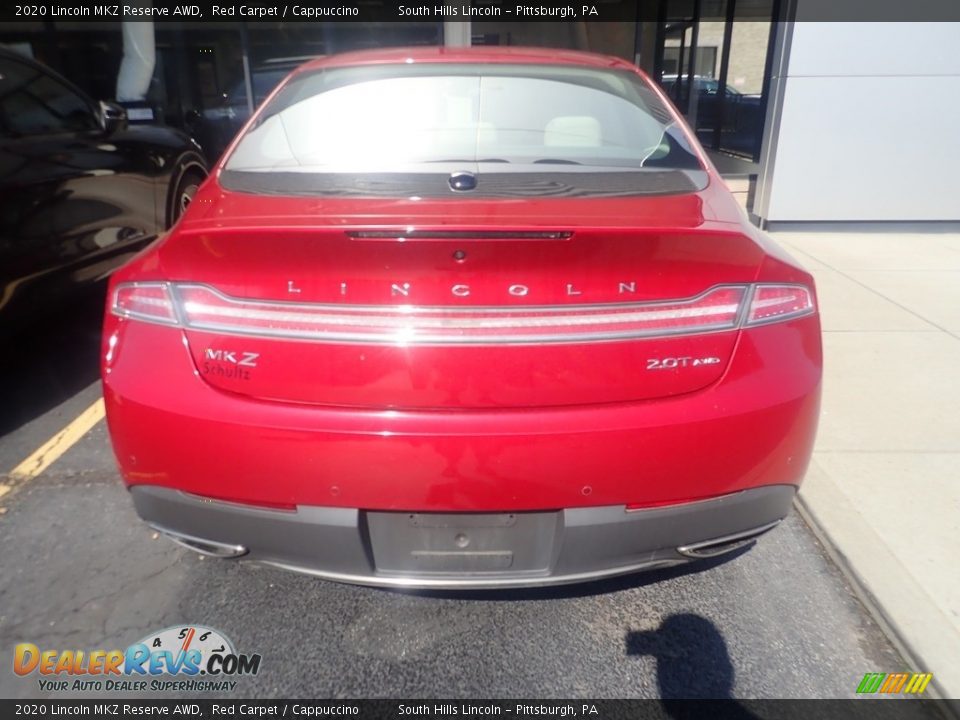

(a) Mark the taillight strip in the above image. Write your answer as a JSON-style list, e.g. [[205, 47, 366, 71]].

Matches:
[[178, 301, 742, 328], [744, 284, 816, 326], [111, 282, 814, 345], [173, 285, 745, 345]]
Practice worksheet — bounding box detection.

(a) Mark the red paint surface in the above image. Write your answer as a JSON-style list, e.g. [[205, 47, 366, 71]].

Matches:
[[102, 48, 822, 512]]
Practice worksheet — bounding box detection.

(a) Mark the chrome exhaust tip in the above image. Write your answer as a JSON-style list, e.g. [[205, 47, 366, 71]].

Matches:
[[152, 526, 248, 559], [677, 519, 781, 559]]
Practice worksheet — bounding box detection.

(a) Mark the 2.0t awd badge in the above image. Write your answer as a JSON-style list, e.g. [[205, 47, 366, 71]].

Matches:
[[646, 356, 721, 370]]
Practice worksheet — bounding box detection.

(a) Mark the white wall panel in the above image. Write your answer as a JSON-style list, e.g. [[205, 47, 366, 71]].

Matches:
[[788, 22, 960, 77], [761, 21, 960, 222]]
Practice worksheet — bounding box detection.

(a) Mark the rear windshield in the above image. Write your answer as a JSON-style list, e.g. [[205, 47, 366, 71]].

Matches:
[[222, 63, 707, 198]]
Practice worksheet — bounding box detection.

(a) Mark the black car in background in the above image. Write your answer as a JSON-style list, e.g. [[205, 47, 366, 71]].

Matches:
[[185, 57, 318, 162], [0, 47, 207, 335], [660, 75, 762, 156]]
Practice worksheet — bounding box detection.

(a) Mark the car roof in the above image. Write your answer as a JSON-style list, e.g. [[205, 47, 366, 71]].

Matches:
[[0, 46, 96, 104], [255, 56, 324, 71], [0, 46, 43, 66], [295, 46, 639, 74]]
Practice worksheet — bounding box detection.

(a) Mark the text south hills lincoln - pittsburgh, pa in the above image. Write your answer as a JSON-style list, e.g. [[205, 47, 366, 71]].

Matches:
[[398, 5, 600, 18], [398, 705, 597, 717]]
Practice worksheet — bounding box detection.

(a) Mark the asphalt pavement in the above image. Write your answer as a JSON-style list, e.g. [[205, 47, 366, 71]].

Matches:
[[0, 287, 933, 702]]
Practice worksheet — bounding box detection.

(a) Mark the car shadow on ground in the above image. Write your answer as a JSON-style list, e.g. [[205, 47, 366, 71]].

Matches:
[[0, 284, 105, 438], [384, 548, 762, 711], [626, 613, 760, 716]]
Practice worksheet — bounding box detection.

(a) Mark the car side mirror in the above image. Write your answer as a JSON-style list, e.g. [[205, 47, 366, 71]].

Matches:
[[99, 100, 128, 134]]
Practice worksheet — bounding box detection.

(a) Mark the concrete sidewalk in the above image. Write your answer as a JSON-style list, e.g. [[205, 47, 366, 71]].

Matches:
[[770, 228, 960, 698]]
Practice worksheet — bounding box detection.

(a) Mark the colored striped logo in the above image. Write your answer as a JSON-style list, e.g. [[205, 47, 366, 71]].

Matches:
[[857, 672, 933, 694]]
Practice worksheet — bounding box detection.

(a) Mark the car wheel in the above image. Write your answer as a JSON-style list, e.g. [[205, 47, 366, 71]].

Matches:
[[170, 168, 206, 226]]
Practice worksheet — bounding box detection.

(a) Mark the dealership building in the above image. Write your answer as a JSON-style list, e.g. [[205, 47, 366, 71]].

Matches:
[[3, 2, 957, 226]]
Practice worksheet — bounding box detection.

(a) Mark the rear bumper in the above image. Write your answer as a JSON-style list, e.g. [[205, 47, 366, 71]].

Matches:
[[132, 484, 795, 589], [103, 316, 821, 512]]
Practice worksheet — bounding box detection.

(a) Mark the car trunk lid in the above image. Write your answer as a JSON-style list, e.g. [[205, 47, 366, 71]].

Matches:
[[163, 195, 763, 409]]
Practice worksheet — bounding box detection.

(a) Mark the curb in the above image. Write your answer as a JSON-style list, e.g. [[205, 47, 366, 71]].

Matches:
[[794, 495, 958, 715]]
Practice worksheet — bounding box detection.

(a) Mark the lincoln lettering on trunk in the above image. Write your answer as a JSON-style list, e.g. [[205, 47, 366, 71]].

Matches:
[[331, 281, 641, 299]]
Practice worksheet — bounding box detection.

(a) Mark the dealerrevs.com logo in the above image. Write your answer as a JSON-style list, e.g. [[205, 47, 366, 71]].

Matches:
[[13, 625, 261, 693]]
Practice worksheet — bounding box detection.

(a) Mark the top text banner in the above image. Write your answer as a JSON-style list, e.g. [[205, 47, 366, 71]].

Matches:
[[4, 0, 960, 23], [6, 1, 643, 23]]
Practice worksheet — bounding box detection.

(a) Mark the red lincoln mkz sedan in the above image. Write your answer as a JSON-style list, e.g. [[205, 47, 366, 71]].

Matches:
[[102, 47, 821, 588]]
